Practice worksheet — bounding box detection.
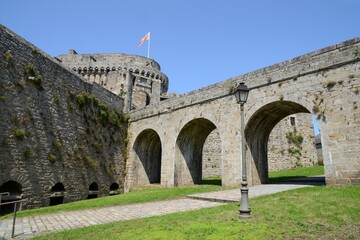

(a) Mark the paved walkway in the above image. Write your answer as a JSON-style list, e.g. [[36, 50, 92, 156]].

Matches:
[[0, 180, 322, 239], [188, 182, 318, 202]]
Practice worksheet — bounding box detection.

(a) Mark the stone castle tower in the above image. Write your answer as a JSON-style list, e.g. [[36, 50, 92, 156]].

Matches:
[[57, 50, 169, 112]]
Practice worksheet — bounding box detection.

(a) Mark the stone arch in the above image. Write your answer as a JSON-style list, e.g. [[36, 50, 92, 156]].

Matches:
[[175, 118, 218, 186], [0, 181, 22, 215], [89, 182, 99, 191], [133, 129, 162, 185], [245, 100, 311, 184], [0, 180, 22, 197], [51, 182, 65, 192], [109, 182, 120, 195], [88, 182, 99, 199], [49, 182, 66, 206]]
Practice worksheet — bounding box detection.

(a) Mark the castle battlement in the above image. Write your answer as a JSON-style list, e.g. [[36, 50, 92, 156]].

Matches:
[[57, 51, 169, 111]]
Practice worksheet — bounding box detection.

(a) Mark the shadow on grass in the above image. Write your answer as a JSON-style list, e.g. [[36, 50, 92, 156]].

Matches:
[[268, 176, 308, 184], [201, 178, 222, 186], [200, 177, 317, 185], [269, 176, 325, 185]]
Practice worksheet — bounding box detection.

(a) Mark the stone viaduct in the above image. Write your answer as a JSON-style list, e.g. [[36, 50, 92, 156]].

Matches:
[[126, 38, 360, 189]]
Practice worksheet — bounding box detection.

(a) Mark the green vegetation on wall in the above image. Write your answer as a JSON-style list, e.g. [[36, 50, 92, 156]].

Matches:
[[74, 91, 129, 128], [68, 91, 128, 173], [286, 128, 304, 167], [23, 63, 44, 90], [2, 50, 14, 68]]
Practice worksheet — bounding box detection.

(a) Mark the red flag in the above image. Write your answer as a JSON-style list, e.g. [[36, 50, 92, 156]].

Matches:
[[137, 32, 150, 48]]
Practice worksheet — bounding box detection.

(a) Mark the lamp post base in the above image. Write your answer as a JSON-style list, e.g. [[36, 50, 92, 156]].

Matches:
[[239, 182, 251, 218]]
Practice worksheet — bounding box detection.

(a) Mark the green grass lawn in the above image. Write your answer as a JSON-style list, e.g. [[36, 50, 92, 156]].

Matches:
[[268, 166, 324, 183], [1, 184, 225, 220], [32, 185, 360, 240], [1, 166, 324, 220]]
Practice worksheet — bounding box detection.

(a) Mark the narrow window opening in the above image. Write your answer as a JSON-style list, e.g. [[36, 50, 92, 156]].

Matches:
[[290, 117, 296, 126]]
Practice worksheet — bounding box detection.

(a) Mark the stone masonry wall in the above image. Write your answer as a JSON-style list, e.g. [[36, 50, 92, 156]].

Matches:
[[202, 129, 222, 178], [267, 113, 317, 171], [0, 25, 128, 210], [202, 113, 317, 178]]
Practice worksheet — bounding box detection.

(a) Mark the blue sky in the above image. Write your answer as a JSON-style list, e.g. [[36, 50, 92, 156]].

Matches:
[[1, 0, 359, 134]]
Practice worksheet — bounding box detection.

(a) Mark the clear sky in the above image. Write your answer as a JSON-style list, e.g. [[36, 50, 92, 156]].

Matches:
[[1, 0, 359, 134]]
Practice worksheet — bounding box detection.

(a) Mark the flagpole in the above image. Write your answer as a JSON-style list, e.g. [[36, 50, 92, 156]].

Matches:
[[147, 34, 150, 58]]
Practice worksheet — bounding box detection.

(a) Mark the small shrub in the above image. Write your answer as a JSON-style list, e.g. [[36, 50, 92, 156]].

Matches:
[[295, 160, 303, 168], [67, 100, 74, 111], [324, 81, 336, 89], [23, 63, 36, 76], [15, 81, 26, 90], [288, 147, 302, 156], [48, 152, 57, 163], [99, 109, 109, 125], [118, 89, 126, 98], [93, 142, 103, 153], [106, 165, 115, 175], [3, 50, 14, 68], [286, 129, 303, 149], [24, 146, 32, 159], [0, 95, 5, 102], [75, 92, 97, 109], [75, 153, 82, 161], [227, 82, 238, 94], [23, 63, 44, 90], [83, 155, 99, 170], [354, 47, 360, 58], [53, 94, 60, 105], [349, 74, 355, 79], [312, 105, 320, 114], [53, 140, 62, 151], [31, 47, 38, 54], [13, 128, 29, 140]]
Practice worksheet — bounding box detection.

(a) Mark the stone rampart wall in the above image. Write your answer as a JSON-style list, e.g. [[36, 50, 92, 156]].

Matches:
[[0, 25, 127, 210]]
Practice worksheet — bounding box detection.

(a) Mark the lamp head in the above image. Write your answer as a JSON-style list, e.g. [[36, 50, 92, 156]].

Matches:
[[235, 82, 249, 105]]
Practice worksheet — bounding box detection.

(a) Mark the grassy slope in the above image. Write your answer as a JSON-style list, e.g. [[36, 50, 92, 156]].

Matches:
[[1, 166, 324, 220], [1, 185, 225, 220], [33, 185, 360, 240]]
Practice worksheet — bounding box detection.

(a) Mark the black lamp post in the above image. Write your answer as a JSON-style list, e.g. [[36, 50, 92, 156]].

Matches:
[[235, 82, 251, 218]]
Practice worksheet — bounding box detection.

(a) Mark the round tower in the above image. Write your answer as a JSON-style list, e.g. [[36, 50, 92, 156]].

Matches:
[[57, 50, 169, 112]]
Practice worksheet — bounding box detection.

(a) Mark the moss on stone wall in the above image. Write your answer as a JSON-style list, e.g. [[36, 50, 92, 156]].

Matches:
[[0, 25, 128, 210]]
